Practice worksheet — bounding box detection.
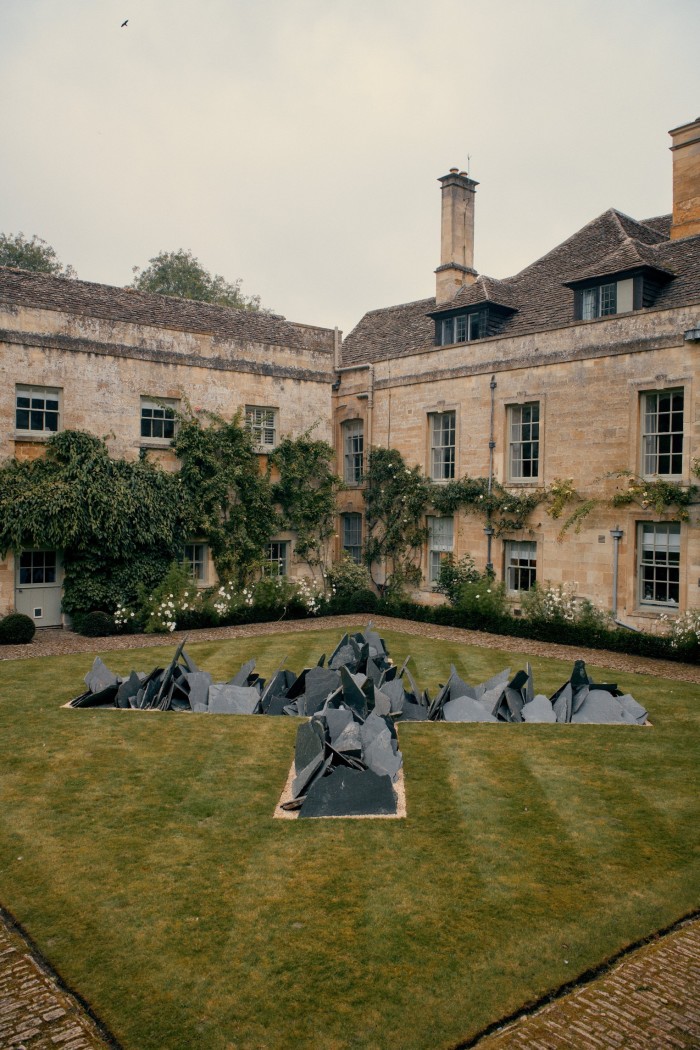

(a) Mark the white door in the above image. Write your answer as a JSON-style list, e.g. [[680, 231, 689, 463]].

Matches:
[[15, 550, 63, 627]]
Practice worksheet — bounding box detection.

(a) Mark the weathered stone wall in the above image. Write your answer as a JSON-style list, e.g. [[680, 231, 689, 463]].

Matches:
[[0, 299, 335, 617], [336, 306, 699, 628]]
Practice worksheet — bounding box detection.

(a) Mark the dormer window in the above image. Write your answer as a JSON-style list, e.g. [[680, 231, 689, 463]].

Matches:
[[439, 311, 483, 346], [581, 282, 617, 319]]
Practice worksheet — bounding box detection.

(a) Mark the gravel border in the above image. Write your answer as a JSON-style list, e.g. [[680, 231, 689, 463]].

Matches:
[[1, 615, 698, 683]]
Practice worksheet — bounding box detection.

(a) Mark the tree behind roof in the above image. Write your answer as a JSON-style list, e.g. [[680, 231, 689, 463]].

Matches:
[[130, 249, 262, 310], [0, 233, 77, 277]]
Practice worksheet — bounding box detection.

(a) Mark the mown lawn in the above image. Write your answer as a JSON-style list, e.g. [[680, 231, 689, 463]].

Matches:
[[0, 626, 697, 1050]]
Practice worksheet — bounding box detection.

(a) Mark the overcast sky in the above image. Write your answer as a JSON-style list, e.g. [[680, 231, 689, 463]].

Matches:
[[1, 0, 699, 335]]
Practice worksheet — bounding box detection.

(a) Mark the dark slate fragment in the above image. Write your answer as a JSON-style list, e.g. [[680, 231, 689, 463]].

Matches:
[[381, 678, 406, 713], [473, 668, 510, 701], [552, 682, 573, 723], [266, 694, 293, 716], [340, 666, 368, 718], [208, 684, 261, 714], [571, 690, 632, 724], [399, 700, 429, 721], [522, 696, 557, 723], [303, 667, 342, 715], [292, 751, 326, 799], [333, 720, 363, 757], [572, 685, 589, 715], [71, 683, 118, 708], [229, 659, 256, 686], [443, 697, 498, 722], [618, 694, 648, 724], [295, 719, 325, 774], [186, 671, 213, 712], [449, 665, 477, 701], [571, 660, 591, 691], [505, 687, 525, 723], [299, 767, 397, 818], [116, 671, 142, 709], [325, 706, 354, 743], [84, 657, 119, 694]]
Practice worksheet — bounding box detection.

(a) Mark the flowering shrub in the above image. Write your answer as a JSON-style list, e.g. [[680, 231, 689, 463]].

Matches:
[[295, 577, 324, 615], [139, 562, 204, 634], [434, 553, 480, 606], [454, 576, 508, 618], [520, 582, 610, 629], [658, 610, 700, 650], [211, 581, 243, 618], [326, 557, 373, 599], [114, 602, 138, 631]]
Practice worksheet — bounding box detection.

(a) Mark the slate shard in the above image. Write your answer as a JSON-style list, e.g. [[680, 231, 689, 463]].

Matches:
[[84, 657, 119, 694], [299, 767, 397, 818]]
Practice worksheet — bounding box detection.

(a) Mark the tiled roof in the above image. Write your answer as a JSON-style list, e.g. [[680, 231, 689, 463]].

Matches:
[[341, 209, 700, 366], [0, 267, 333, 352]]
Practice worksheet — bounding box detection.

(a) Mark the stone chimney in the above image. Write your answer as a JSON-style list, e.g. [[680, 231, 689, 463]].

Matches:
[[435, 169, 478, 303], [669, 117, 700, 240]]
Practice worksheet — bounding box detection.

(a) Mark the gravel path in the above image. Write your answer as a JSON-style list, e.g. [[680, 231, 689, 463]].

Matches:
[[2, 614, 699, 683]]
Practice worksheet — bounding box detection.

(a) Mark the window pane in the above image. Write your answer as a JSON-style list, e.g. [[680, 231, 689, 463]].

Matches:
[[509, 403, 540, 480], [638, 523, 680, 606], [641, 390, 683, 476]]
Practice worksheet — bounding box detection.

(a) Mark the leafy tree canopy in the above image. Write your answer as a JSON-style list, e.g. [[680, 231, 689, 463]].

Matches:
[[0, 232, 76, 277], [130, 249, 263, 311]]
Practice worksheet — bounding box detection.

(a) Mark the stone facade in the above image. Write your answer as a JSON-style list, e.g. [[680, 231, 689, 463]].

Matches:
[[1, 118, 698, 631]]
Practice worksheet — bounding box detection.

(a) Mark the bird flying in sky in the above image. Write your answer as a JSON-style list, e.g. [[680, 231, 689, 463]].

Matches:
[[121, 19, 128, 28]]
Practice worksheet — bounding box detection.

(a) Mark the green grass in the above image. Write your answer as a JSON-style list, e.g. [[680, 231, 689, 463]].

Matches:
[[0, 626, 698, 1050]]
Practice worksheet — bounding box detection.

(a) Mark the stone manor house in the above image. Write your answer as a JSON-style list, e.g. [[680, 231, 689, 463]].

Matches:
[[1, 117, 698, 630]]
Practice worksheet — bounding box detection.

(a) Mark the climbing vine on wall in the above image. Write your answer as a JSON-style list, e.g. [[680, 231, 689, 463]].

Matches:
[[0, 430, 185, 614], [270, 432, 342, 574], [173, 407, 277, 586], [363, 448, 431, 596]]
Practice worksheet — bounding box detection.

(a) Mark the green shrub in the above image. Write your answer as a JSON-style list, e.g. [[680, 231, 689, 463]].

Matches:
[[521, 582, 611, 629], [74, 610, 116, 637], [139, 561, 204, 634], [326, 557, 374, 599], [434, 553, 480, 605], [0, 612, 36, 645], [455, 576, 509, 618]]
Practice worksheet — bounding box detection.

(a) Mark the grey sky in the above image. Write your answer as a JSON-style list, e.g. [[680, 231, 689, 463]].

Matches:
[[1, 0, 699, 336]]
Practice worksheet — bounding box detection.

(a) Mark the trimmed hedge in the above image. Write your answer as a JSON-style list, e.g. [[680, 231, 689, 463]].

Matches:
[[0, 612, 36, 645]]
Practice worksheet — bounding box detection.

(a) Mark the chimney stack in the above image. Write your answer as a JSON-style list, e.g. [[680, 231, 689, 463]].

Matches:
[[669, 117, 700, 240], [435, 169, 478, 303]]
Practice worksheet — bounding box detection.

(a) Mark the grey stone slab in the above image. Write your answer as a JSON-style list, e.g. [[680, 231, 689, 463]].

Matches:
[[473, 668, 510, 701], [572, 685, 590, 715], [618, 694, 648, 724], [116, 671, 142, 709], [229, 659, 256, 686], [361, 626, 386, 658], [303, 667, 342, 714], [448, 666, 477, 702], [181, 649, 199, 673], [333, 720, 363, 756], [399, 700, 429, 721], [571, 690, 631, 724], [524, 663, 535, 704], [84, 657, 119, 694], [505, 687, 525, 722], [571, 660, 591, 691], [186, 671, 213, 710], [359, 712, 394, 750], [340, 666, 368, 718], [401, 664, 421, 702], [480, 686, 506, 718], [372, 688, 392, 717], [292, 751, 326, 799], [266, 694, 292, 716], [522, 695, 557, 723], [552, 682, 573, 723], [325, 706, 354, 743], [366, 657, 384, 686], [71, 684, 118, 708], [443, 696, 498, 722], [295, 719, 326, 773], [208, 684, 261, 714], [299, 767, 397, 818], [363, 733, 403, 781], [381, 679, 406, 712]]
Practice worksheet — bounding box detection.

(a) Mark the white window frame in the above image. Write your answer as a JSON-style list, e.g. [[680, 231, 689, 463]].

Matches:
[[440, 312, 482, 346], [343, 420, 364, 485], [341, 513, 363, 564], [15, 385, 61, 437], [264, 540, 288, 576], [581, 282, 617, 320], [637, 522, 680, 608], [245, 406, 278, 450], [429, 411, 456, 482], [508, 402, 540, 482], [183, 542, 208, 585], [427, 516, 454, 584], [140, 397, 178, 444], [505, 540, 537, 594], [641, 389, 684, 479]]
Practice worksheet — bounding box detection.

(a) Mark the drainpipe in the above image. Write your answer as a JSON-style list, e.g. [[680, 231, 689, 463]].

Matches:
[[485, 375, 497, 574], [610, 525, 623, 618], [366, 365, 374, 451]]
